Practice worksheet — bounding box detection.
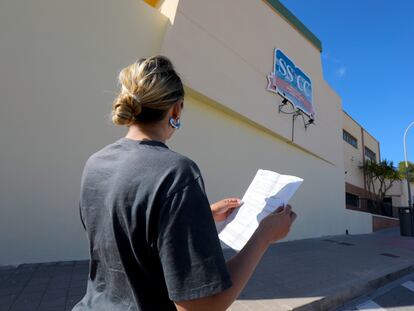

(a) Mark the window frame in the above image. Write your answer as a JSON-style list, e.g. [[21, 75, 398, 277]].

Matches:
[[364, 146, 377, 163], [343, 130, 358, 149], [346, 192, 360, 208]]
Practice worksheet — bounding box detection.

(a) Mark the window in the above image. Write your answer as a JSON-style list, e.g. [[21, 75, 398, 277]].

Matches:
[[346, 192, 359, 207], [343, 130, 358, 148], [364, 147, 376, 162]]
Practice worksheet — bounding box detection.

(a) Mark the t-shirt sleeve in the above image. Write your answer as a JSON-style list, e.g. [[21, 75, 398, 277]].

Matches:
[[156, 176, 232, 302]]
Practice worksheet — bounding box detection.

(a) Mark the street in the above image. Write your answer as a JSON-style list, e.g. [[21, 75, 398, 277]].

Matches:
[[337, 273, 414, 311]]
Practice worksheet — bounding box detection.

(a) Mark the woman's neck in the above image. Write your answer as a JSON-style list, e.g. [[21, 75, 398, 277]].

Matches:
[[125, 123, 169, 143]]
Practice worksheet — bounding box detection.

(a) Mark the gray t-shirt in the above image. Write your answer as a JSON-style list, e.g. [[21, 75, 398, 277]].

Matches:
[[72, 138, 232, 311]]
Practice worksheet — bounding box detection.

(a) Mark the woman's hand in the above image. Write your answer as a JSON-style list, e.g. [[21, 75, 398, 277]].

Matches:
[[256, 204, 297, 244], [210, 198, 242, 222]]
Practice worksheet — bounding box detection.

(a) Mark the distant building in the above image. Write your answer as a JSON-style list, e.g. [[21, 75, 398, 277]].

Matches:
[[343, 111, 413, 231], [343, 111, 380, 210]]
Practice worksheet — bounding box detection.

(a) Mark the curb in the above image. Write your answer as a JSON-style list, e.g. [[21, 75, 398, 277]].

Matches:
[[293, 264, 414, 311]]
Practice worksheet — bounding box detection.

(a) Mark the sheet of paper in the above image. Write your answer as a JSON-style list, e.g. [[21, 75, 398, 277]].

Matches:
[[218, 169, 303, 251]]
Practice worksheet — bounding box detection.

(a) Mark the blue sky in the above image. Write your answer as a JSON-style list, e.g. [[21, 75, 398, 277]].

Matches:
[[279, 0, 414, 166]]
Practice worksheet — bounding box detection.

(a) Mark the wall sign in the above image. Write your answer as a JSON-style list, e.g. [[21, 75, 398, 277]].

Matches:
[[267, 49, 315, 118]]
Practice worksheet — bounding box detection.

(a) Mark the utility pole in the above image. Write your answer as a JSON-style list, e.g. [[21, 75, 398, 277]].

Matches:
[[403, 121, 414, 208]]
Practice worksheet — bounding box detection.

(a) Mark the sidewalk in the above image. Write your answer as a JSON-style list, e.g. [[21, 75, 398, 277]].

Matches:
[[227, 228, 414, 311], [1, 228, 413, 311]]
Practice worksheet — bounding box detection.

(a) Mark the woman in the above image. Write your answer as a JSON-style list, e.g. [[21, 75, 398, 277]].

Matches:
[[73, 56, 296, 311]]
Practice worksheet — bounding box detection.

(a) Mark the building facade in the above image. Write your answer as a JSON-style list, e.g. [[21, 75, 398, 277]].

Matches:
[[343, 111, 413, 230], [1, 0, 377, 265], [343, 111, 381, 211]]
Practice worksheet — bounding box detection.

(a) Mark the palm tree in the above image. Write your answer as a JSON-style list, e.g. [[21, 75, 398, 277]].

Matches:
[[360, 159, 401, 214]]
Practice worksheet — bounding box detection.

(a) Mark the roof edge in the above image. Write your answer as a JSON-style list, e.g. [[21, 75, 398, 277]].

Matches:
[[263, 0, 322, 52], [343, 110, 379, 144]]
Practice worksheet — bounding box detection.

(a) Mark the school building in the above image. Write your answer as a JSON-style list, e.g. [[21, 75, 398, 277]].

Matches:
[[343, 111, 412, 231], [0, 0, 404, 265]]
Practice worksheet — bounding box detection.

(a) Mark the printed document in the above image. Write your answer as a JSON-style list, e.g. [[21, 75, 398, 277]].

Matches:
[[218, 169, 303, 251]]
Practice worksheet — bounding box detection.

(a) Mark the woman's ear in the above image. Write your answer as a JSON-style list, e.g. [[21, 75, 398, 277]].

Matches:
[[171, 100, 183, 118]]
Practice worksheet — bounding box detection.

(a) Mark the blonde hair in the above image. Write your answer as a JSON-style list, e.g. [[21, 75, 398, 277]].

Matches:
[[112, 56, 184, 126]]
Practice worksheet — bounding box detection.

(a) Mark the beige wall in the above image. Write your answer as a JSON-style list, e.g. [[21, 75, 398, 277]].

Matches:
[[343, 112, 380, 190], [389, 180, 414, 207], [343, 113, 365, 189], [401, 181, 414, 207], [0, 0, 168, 265], [363, 130, 380, 162], [388, 181, 404, 206]]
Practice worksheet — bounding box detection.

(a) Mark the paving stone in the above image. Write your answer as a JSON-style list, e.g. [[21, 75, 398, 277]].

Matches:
[[228, 300, 254, 310]]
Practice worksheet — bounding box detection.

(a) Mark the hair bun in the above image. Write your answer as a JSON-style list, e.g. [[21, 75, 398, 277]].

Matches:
[[111, 55, 184, 127], [111, 92, 142, 126]]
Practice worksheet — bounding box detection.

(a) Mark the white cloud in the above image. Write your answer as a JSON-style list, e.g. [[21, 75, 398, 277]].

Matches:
[[337, 66, 346, 78], [322, 51, 347, 80]]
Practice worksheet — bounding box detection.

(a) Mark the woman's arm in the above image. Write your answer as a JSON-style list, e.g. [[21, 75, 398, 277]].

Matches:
[[174, 205, 296, 311]]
